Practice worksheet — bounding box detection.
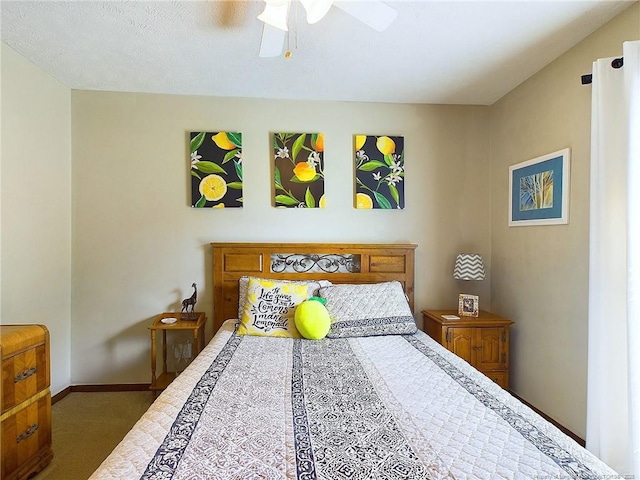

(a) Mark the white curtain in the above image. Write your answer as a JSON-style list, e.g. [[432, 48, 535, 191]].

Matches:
[[587, 40, 640, 477]]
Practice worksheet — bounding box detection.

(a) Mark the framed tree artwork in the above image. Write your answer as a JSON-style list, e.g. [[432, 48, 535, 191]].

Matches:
[[509, 148, 570, 226]]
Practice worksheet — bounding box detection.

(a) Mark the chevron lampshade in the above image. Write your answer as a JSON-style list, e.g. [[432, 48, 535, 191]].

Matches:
[[453, 254, 485, 280]]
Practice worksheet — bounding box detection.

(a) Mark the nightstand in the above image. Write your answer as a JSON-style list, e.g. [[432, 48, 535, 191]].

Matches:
[[422, 309, 514, 389], [149, 312, 208, 396]]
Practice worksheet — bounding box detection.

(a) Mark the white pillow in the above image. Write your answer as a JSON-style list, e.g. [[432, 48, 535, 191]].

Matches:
[[319, 281, 417, 338]]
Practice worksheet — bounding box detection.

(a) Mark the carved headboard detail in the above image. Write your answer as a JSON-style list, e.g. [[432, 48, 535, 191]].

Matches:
[[211, 242, 417, 332]]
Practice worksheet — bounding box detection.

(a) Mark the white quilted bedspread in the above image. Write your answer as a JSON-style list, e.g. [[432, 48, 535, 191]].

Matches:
[[90, 320, 621, 480]]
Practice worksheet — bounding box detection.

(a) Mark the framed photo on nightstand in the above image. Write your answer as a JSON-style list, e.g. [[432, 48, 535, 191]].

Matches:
[[458, 294, 479, 317]]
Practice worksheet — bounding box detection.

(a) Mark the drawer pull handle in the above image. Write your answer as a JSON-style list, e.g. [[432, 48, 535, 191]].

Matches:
[[16, 423, 38, 443], [14, 367, 37, 383]]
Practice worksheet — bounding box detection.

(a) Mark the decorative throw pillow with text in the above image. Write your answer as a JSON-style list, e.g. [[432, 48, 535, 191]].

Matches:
[[237, 277, 309, 338]]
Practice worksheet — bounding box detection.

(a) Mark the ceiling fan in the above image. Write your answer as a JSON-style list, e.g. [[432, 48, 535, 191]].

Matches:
[[257, 0, 398, 57]]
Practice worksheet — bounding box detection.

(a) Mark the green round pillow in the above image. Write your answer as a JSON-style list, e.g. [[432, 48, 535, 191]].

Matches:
[[294, 298, 331, 340]]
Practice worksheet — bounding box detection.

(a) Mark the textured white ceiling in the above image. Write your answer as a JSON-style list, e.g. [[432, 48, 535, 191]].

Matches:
[[0, 0, 634, 105]]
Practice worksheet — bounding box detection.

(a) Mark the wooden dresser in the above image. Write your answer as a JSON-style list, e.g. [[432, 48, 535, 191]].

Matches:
[[422, 310, 514, 389], [1, 325, 53, 480]]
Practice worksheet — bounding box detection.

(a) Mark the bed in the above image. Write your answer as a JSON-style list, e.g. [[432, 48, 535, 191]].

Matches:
[[90, 242, 620, 480]]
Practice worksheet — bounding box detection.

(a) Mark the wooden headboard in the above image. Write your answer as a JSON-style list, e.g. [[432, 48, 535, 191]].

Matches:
[[211, 242, 417, 332]]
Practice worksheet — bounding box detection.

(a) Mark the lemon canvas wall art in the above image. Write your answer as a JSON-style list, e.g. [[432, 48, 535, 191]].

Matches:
[[354, 135, 405, 209], [190, 131, 243, 208], [273, 133, 324, 208]]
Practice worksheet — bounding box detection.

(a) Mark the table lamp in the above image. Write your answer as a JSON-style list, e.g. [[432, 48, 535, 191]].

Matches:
[[453, 253, 485, 317]]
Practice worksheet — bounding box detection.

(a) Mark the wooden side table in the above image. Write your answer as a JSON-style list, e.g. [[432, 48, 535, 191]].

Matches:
[[149, 312, 207, 396], [422, 309, 514, 389]]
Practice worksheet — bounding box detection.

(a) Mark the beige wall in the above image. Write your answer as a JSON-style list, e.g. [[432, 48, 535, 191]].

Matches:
[[0, 43, 72, 395], [70, 91, 491, 384], [6, 3, 635, 437], [489, 2, 639, 438]]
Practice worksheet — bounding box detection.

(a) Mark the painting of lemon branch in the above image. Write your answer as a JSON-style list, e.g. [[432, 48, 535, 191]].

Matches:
[[273, 133, 325, 208], [190, 131, 243, 208], [354, 135, 405, 209]]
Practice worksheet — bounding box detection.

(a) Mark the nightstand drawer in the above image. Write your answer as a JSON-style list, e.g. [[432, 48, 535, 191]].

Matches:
[[483, 371, 508, 389], [2, 344, 48, 413]]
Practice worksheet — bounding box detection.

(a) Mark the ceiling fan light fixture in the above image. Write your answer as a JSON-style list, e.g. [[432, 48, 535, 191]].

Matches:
[[300, 0, 333, 24], [257, 0, 290, 32]]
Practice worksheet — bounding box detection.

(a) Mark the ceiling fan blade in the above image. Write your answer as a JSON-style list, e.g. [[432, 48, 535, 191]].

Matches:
[[259, 23, 286, 57], [333, 0, 397, 32]]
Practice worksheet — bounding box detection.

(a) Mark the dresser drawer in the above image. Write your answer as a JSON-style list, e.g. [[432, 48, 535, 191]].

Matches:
[[0, 325, 53, 480], [1, 392, 53, 480], [2, 344, 48, 413]]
